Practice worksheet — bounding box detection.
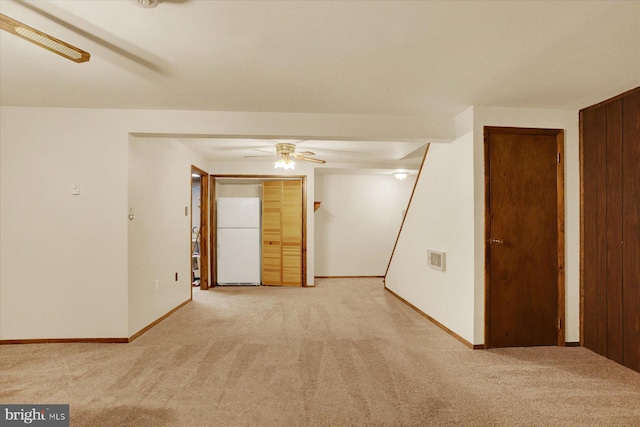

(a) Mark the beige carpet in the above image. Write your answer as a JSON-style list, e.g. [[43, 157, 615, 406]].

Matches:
[[1, 278, 639, 426]]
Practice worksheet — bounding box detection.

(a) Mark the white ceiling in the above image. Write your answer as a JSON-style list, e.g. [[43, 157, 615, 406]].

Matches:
[[1, 0, 638, 168]]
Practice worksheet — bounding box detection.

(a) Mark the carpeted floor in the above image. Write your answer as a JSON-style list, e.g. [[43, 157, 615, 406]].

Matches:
[[1, 278, 639, 426]]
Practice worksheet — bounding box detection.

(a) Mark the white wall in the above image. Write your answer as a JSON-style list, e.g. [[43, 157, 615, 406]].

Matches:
[[314, 173, 415, 276], [385, 134, 476, 343], [128, 136, 208, 336], [0, 108, 129, 339], [1, 106, 436, 340]]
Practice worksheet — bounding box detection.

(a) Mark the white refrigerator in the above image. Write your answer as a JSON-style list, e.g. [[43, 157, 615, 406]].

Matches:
[[216, 197, 261, 286]]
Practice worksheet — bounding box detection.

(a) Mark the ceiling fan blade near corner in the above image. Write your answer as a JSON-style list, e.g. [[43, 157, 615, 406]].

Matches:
[[303, 146, 377, 157], [0, 14, 90, 63], [251, 148, 276, 154], [244, 147, 278, 158], [292, 154, 326, 164]]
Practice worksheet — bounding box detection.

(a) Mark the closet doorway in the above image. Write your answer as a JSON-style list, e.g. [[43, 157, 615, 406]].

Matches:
[[262, 179, 303, 286], [191, 166, 210, 291], [211, 175, 307, 287]]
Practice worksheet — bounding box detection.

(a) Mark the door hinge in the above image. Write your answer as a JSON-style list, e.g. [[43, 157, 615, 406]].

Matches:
[[557, 153, 561, 163], [558, 319, 562, 329]]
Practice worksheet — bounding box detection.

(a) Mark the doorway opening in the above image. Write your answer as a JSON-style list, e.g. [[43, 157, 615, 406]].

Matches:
[[211, 175, 307, 288], [191, 166, 210, 292], [484, 126, 565, 348]]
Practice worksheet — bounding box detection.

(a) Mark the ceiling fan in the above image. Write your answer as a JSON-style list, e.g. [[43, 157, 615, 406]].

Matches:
[[0, 13, 90, 63], [245, 143, 326, 169]]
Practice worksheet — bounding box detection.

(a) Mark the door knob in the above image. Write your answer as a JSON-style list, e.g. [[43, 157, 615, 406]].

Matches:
[[489, 238, 504, 245]]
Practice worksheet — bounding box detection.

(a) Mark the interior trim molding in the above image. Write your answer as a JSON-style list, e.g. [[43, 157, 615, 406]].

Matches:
[[315, 275, 383, 279], [0, 337, 128, 345], [565, 342, 581, 347], [191, 165, 210, 291], [1, 299, 192, 345], [384, 144, 430, 277], [384, 287, 483, 350], [128, 299, 191, 343]]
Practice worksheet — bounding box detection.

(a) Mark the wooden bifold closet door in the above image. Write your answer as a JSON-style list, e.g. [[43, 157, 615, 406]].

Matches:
[[262, 180, 303, 286]]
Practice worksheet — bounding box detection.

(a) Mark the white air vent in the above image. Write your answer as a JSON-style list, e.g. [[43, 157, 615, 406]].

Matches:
[[427, 250, 446, 271]]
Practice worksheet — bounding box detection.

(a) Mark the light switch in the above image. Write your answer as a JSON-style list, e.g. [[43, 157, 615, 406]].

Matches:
[[72, 183, 80, 195]]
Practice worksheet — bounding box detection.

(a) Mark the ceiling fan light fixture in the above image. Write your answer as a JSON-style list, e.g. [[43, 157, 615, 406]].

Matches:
[[245, 141, 325, 166], [274, 158, 295, 170], [394, 171, 408, 180]]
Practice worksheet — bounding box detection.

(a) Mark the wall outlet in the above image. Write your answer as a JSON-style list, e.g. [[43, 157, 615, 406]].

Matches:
[[154, 279, 159, 290], [427, 250, 446, 271]]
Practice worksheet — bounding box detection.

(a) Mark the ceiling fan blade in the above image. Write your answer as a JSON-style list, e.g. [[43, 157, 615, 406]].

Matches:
[[303, 146, 376, 156], [295, 151, 316, 156], [292, 154, 326, 164], [210, 145, 268, 152], [244, 154, 276, 158], [0, 14, 90, 63], [252, 148, 275, 154]]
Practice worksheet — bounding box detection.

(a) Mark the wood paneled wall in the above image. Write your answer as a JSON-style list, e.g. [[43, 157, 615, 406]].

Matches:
[[581, 87, 640, 373]]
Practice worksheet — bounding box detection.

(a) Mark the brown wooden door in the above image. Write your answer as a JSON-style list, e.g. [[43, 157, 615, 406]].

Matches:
[[485, 127, 564, 348], [262, 181, 282, 285]]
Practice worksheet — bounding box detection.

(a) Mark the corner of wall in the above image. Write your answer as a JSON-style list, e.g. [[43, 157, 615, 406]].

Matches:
[[455, 106, 474, 138]]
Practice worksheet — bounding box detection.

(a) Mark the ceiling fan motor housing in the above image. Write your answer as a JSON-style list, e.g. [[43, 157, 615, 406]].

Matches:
[[135, 0, 159, 8], [275, 143, 296, 156]]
